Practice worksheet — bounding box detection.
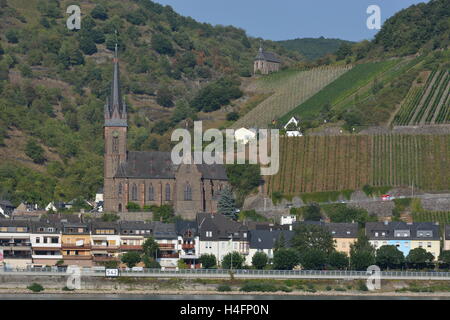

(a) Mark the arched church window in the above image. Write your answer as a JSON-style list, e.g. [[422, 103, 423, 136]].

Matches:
[[118, 183, 122, 196], [112, 131, 119, 153], [148, 184, 154, 201], [184, 183, 192, 201], [131, 184, 138, 201], [165, 184, 171, 201]]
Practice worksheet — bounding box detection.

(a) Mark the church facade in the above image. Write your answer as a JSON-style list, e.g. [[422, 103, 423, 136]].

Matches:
[[103, 47, 228, 220]]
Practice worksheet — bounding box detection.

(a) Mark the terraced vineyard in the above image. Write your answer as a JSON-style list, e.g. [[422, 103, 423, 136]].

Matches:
[[413, 211, 450, 224], [266, 134, 450, 197], [231, 65, 351, 129], [393, 69, 450, 125]]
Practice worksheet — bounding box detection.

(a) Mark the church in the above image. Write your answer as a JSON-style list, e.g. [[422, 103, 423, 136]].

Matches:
[[103, 46, 228, 220], [254, 45, 281, 75]]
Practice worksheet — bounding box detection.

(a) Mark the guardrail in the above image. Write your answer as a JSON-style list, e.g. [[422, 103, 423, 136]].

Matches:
[[2, 267, 450, 280]]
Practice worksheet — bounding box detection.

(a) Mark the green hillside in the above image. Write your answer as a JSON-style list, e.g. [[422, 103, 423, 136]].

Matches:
[[0, 0, 299, 206], [277, 37, 354, 61]]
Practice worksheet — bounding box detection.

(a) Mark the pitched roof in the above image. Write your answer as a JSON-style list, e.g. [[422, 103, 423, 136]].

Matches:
[[295, 221, 359, 238], [255, 47, 281, 63], [249, 229, 294, 249], [366, 221, 440, 241], [115, 151, 228, 180], [197, 213, 248, 241]]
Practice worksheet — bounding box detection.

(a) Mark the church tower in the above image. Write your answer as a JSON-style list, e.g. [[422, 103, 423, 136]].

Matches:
[[103, 44, 127, 212]]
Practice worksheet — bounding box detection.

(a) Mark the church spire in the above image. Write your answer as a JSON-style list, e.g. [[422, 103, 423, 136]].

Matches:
[[104, 43, 127, 127]]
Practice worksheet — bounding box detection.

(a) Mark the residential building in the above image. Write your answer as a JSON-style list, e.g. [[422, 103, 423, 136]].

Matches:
[[366, 221, 440, 260], [90, 221, 120, 266], [197, 213, 249, 265], [61, 222, 92, 266], [0, 220, 32, 268], [245, 229, 294, 266], [0, 200, 15, 218], [153, 222, 179, 269], [176, 220, 200, 268], [444, 225, 450, 251], [31, 221, 62, 266], [296, 221, 358, 255]]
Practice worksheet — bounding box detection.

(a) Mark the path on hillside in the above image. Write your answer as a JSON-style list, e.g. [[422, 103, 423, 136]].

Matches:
[[256, 193, 450, 212]]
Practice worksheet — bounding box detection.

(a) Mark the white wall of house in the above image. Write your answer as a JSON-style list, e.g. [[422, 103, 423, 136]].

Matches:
[[199, 240, 249, 265], [245, 248, 274, 266]]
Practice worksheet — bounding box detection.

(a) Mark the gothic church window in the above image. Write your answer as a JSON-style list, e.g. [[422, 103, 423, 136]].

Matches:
[[118, 183, 122, 196], [184, 183, 192, 201], [131, 184, 138, 201], [148, 184, 154, 201], [165, 184, 171, 201]]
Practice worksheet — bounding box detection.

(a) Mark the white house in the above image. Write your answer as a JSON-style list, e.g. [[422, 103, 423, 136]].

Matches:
[[280, 215, 297, 226], [245, 230, 294, 266], [235, 128, 257, 145], [283, 117, 302, 137]]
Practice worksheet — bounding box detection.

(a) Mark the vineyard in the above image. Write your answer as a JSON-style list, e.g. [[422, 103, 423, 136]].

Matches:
[[393, 69, 450, 125], [231, 65, 351, 129], [280, 60, 400, 122], [413, 211, 450, 225], [266, 134, 450, 197]]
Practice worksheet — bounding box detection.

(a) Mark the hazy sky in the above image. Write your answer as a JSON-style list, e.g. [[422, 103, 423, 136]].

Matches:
[[153, 0, 429, 41]]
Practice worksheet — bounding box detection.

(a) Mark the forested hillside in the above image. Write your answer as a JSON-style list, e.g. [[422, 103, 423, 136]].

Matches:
[[0, 0, 299, 206], [277, 37, 354, 61]]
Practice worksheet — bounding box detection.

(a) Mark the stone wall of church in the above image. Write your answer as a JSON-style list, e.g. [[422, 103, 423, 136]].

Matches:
[[254, 60, 280, 75]]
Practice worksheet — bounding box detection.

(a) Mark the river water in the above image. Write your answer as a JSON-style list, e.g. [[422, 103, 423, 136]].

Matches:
[[0, 294, 448, 300]]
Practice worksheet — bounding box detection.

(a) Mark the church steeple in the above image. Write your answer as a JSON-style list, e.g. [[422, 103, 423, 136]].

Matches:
[[104, 44, 127, 127]]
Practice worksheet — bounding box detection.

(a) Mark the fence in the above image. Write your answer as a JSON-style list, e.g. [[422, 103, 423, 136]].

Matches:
[[2, 267, 450, 280]]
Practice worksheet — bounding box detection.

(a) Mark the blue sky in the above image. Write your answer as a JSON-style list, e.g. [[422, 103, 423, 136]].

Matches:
[[153, 0, 429, 41]]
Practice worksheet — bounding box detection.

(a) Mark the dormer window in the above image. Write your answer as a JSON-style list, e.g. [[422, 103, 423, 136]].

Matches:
[[206, 231, 212, 238]]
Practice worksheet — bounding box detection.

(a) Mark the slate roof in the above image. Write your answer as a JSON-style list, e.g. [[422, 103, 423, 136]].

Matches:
[[0, 219, 32, 229], [90, 221, 120, 234], [153, 222, 177, 240], [366, 222, 440, 241], [31, 221, 62, 233], [445, 225, 450, 240], [176, 220, 197, 238], [197, 213, 248, 241], [119, 221, 154, 235], [295, 221, 359, 238], [249, 230, 294, 249], [115, 151, 228, 180], [255, 48, 281, 63]]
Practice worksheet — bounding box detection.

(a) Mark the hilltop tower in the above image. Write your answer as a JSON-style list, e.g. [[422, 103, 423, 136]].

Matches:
[[103, 44, 128, 212]]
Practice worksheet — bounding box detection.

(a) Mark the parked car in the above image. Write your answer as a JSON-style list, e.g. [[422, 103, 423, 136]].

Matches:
[[381, 195, 392, 201]]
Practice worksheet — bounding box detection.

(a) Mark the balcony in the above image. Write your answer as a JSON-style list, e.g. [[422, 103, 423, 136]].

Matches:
[[159, 253, 179, 259], [62, 255, 92, 260], [32, 254, 63, 260], [92, 256, 119, 262], [179, 254, 199, 259], [120, 245, 142, 251], [182, 243, 195, 250], [62, 244, 91, 250], [91, 245, 119, 251], [158, 243, 175, 250], [31, 243, 60, 248]]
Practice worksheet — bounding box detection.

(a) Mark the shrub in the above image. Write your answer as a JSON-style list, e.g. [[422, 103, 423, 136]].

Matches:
[[357, 280, 369, 291], [27, 283, 44, 293], [217, 285, 232, 292], [240, 282, 278, 292], [326, 285, 332, 291]]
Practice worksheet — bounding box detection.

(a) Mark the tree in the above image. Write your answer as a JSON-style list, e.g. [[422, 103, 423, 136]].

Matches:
[[292, 224, 335, 255], [91, 5, 108, 20], [274, 232, 286, 251], [252, 252, 268, 270], [142, 237, 159, 259], [151, 34, 174, 55], [225, 163, 261, 206], [121, 251, 141, 268], [79, 36, 97, 55], [156, 86, 174, 107], [5, 30, 19, 43], [217, 186, 236, 219], [25, 139, 46, 164], [302, 203, 322, 221], [406, 248, 434, 270], [273, 248, 299, 270], [221, 252, 245, 269], [101, 213, 119, 222], [335, 42, 352, 60], [439, 250, 450, 269], [142, 256, 161, 269], [300, 248, 328, 270], [328, 251, 349, 270], [226, 112, 239, 121], [199, 254, 217, 269], [376, 245, 405, 270], [350, 234, 376, 270], [152, 205, 176, 223]]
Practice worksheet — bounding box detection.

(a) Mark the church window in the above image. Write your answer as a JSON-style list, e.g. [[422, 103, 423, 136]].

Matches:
[[165, 184, 171, 201], [184, 183, 192, 201], [148, 184, 154, 201], [131, 184, 138, 201], [112, 131, 119, 153], [118, 183, 122, 196]]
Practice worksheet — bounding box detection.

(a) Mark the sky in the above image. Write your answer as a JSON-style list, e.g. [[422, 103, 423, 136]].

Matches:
[[153, 0, 429, 42]]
